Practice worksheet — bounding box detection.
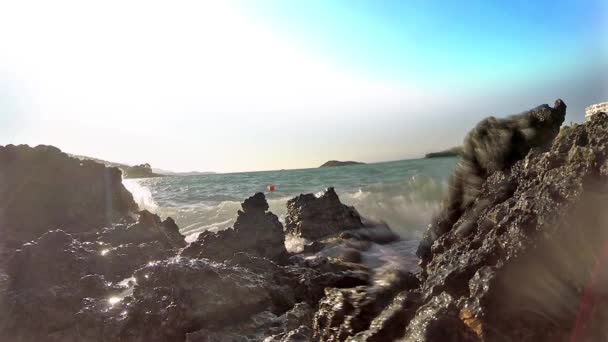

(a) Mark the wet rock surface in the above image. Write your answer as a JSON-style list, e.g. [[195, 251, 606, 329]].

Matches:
[[0, 144, 138, 249], [107, 258, 279, 342], [312, 270, 420, 342], [181, 192, 287, 262], [98, 210, 186, 249], [3, 101, 607, 341], [409, 110, 608, 342], [418, 99, 567, 264], [285, 187, 364, 241], [307, 103, 608, 342], [0, 147, 402, 341]]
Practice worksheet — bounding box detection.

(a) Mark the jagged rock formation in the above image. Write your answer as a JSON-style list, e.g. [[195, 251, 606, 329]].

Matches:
[[5, 100, 602, 342], [181, 192, 287, 262], [0, 144, 138, 248], [0, 145, 188, 341], [0, 207, 190, 337], [311, 102, 608, 341], [313, 270, 420, 341], [0, 145, 398, 341], [285, 187, 364, 241], [411, 110, 608, 341], [418, 99, 567, 265], [98, 210, 185, 249]]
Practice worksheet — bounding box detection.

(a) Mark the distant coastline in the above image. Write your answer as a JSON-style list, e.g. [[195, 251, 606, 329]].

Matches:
[[70, 154, 214, 179], [319, 160, 365, 168], [424, 146, 463, 158]]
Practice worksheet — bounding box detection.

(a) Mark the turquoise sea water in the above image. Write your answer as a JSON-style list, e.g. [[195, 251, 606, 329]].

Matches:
[[123, 157, 458, 242]]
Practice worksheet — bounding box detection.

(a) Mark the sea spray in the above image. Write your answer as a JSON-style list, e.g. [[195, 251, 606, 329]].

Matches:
[[339, 175, 446, 239], [122, 158, 457, 241], [122, 179, 158, 210]]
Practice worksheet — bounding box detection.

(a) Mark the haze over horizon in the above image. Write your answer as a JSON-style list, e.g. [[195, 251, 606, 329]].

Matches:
[[1, 0, 606, 173]]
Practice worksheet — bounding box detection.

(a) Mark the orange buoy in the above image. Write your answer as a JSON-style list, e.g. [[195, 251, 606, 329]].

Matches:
[[267, 184, 276, 192]]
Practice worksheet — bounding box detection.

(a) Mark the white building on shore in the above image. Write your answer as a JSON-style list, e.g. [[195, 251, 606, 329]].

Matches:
[[585, 102, 608, 121]]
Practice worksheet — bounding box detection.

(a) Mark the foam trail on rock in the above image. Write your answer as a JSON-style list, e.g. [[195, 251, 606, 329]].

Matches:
[[123, 179, 158, 211]]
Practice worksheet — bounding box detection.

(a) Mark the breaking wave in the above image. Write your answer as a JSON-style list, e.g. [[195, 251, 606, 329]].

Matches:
[[124, 173, 448, 242]]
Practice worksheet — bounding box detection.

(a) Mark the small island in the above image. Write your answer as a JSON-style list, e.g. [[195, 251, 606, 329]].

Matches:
[[122, 163, 164, 179], [319, 160, 365, 168], [425, 146, 463, 158]]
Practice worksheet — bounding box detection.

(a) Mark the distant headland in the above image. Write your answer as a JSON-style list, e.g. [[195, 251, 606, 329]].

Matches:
[[424, 146, 463, 158], [70, 154, 214, 179], [319, 160, 365, 168]]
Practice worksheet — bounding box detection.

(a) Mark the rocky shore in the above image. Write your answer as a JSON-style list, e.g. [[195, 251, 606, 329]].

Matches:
[[1, 99, 607, 341]]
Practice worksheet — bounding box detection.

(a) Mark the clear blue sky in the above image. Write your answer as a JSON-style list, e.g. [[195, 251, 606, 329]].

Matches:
[[1, 0, 606, 172]]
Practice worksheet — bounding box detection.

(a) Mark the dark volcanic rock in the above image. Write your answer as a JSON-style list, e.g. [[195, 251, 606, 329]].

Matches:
[[0, 144, 138, 248], [418, 99, 567, 265], [105, 258, 279, 342], [181, 192, 287, 262], [281, 256, 370, 307], [309, 103, 608, 342], [94, 211, 186, 280], [1, 230, 125, 341], [402, 292, 479, 342], [0, 275, 120, 342], [6, 230, 103, 289], [99, 210, 186, 249], [7, 100, 603, 342], [352, 291, 421, 342], [405, 107, 608, 341], [285, 187, 364, 241], [0, 144, 186, 320], [312, 270, 419, 341], [185, 303, 314, 342]]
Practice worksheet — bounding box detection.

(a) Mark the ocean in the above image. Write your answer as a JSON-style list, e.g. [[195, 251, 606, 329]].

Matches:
[[123, 157, 458, 243]]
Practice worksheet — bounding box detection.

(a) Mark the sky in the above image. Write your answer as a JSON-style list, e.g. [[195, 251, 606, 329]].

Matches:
[[0, 0, 607, 173]]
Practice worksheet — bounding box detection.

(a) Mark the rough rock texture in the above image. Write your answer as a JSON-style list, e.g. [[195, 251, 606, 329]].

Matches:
[[1, 146, 396, 342], [418, 99, 567, 265], [411, 111, 608, 341], [1, 230, 125, 340], [95, 210, 186, 280], [10, 101, 603, 341], [312, 269, 420, 341], [6, 230, 104, 289], [0, 144, 138, 248], [181, 192, 287, 262], [401, 292, 479, 342], [0, 219, 187, 341], [98, 210, 186, 249], [103, 258, 282, 342], [310, 103, 608, 341], [0, 144, 191, 341], [185, 303, 314, 342], [285, 187, 364, 241]]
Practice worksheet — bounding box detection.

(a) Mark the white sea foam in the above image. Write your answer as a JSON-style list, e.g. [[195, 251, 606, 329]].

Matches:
[[124, 177, 445, 241], [285, 234, 308, 253], [122, 159, 455, 242], [338, 177, 445, 239], [123, 179, 158, 211]]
